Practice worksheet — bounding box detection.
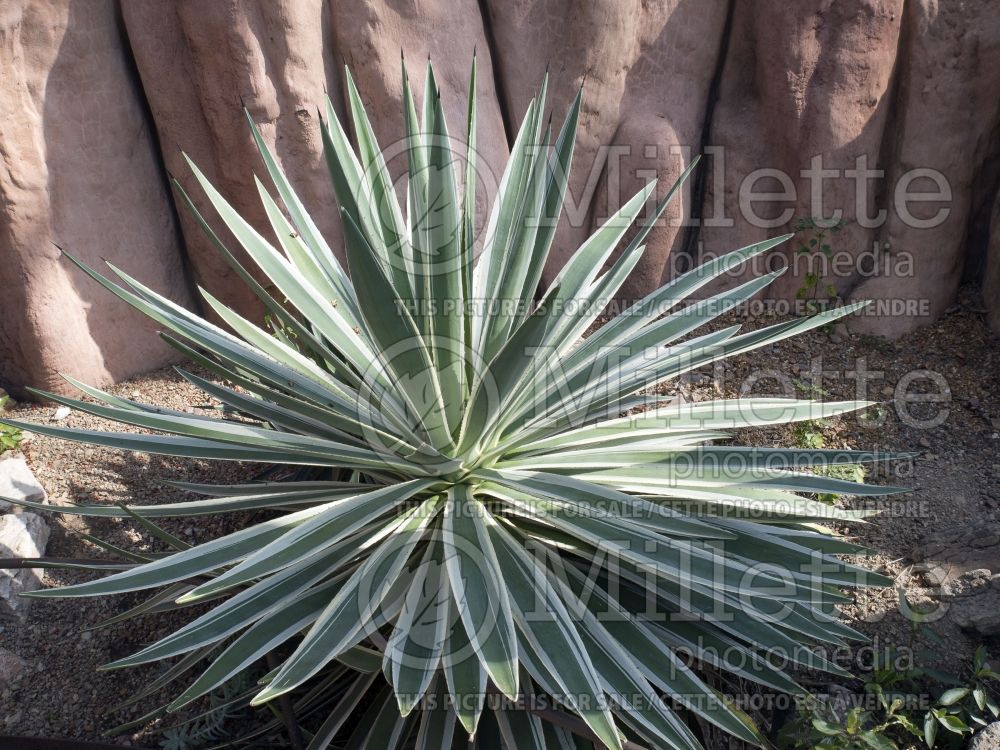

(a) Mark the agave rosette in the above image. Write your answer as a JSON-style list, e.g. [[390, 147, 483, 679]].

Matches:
[[0, 60, 904, 749]]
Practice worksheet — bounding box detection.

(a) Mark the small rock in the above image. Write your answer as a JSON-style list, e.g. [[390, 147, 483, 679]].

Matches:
[[0, 648, 24, 687], [972, 531, 1000, 548], [941, 569, 992, 600], [0, 456, 46, 512], [919, 437, 931, 448], [952, 600, 1000, 637], [881, 385, 894, 396], [829, 323, 849, 343], [52, 406, 71, 421], [968, 721, 1000, 750], [941, 571, 1000, 637], [913, 520, 1000, 575], [0, 512, 50, 619]]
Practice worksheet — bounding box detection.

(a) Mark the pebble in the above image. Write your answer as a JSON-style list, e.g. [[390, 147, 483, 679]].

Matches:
[[52, 406, 71, 421], [0, 512, 50, 619]]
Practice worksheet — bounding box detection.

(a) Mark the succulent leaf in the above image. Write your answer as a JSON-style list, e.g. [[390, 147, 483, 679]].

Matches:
[[0, 61, 905, 750]]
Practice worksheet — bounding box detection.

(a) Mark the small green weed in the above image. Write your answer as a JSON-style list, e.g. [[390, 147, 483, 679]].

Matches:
[[793, 420, 828, 450], [814, 462, 867, 503], [777, 647, 1000, 749], [794, 216, 848, 313], [0, 396, 22, 453], [793, 377, 831, 400]]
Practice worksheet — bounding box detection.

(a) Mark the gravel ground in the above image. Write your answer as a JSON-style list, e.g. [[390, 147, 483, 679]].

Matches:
[[663, 285, 1000, 744], [0, 285, 997, 746], [718, 286, 1000, 680], [1, 368, 262, 745]]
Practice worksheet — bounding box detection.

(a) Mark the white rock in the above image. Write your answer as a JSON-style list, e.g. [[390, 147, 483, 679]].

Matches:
[[0, 455, 46, 512], [968, 722, 1000, 750], [52, 406, 71, 421], [0, 512, 50, 619]]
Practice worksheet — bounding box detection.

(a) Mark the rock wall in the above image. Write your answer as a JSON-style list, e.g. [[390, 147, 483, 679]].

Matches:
[[0, 1, 193, 395], [1, 0, 998, 395]]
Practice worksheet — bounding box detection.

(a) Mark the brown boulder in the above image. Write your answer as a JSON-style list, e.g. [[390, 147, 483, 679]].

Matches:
[[328, 0, 508, 249], [123, 0, 508, 319], [698, 0, 1000, 336], [121, 0, 345, 318], [849, 0, 1000, 336], [485, 0, 729, 299], [2, 1, 1000, 396], [698, 0, 905, 310], [0, 1, 192, 396]]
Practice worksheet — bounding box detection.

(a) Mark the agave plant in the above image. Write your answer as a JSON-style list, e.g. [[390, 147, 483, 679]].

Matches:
[[0, 60, 904, 749]]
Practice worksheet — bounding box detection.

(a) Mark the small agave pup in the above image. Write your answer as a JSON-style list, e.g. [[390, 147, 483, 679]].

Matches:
[[0, 60, 907, 749]]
